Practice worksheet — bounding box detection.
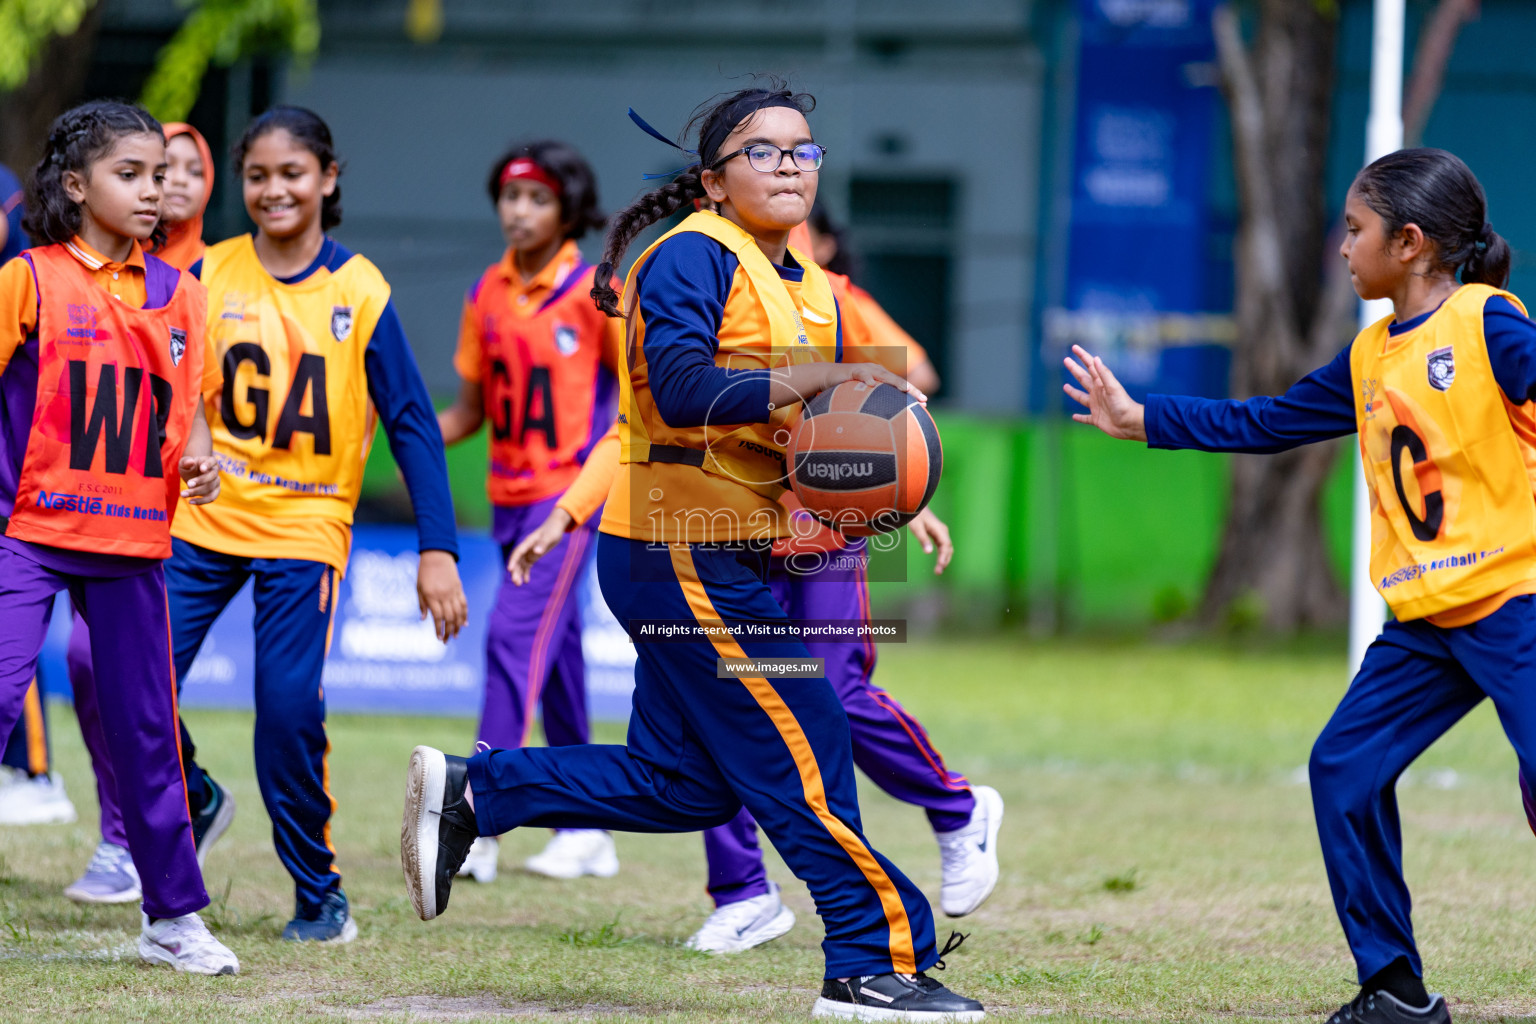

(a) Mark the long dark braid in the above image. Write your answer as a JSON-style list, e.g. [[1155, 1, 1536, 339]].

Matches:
[[25, 100, 167, 249], [591, 172, 706, 316], [591, 77, 815, 318]]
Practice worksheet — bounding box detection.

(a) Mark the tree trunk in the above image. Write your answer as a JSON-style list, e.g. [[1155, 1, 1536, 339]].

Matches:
[[1202, 0, 1481, 630], [1403, 0, 1479, 146], [1203, 1, 1351, 630], [0, 5, 103, 183]]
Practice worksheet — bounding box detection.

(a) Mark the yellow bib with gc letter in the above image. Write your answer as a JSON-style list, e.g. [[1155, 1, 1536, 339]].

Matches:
[[1351, 284, 1536, 620]]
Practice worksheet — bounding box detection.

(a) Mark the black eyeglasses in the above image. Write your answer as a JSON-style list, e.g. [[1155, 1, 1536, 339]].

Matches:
[[710, 142, 827, 173]]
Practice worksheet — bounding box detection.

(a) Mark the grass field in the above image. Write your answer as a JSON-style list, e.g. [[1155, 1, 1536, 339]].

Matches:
[[4, 636, 1536, 1023]]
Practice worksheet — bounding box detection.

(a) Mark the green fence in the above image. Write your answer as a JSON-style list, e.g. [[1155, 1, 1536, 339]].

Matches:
[[361, 416, 1358, 629]]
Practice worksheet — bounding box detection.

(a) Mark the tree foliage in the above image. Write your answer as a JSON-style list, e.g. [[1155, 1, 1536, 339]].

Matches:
[[140, 0, 320, 123], [0, 0, 96, 91]]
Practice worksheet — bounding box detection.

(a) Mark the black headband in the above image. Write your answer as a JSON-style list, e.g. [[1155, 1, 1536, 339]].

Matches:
[[699, 91, 803, 168], [628, 90, 805, 181]]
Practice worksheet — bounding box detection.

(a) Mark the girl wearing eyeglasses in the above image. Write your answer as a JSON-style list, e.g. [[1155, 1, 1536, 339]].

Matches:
[[401, 80, 986, 1022]]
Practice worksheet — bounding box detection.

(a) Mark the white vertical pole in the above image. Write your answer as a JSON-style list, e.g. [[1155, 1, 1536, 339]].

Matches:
[[1349, 0, 1406, 676]]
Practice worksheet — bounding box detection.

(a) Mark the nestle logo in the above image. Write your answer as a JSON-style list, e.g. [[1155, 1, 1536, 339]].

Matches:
[[736, 439, 785, 463], [801, 461, 874, 482]]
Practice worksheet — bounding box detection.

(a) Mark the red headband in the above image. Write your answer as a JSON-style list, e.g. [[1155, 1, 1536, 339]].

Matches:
[[499, 158, 562, 196]]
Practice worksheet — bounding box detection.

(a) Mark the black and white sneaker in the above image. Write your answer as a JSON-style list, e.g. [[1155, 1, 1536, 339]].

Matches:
[[1325, 990, 1451, 1024], [191, 772, 236, 867], [401, 745, 478, 921], [812, 972, 985, 1021]]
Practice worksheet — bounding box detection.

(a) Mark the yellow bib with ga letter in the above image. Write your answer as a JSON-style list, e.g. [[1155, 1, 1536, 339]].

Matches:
[[1351, 283, 1536, 620], [604, 210, 838, 544], [172, 235, 388, 571]]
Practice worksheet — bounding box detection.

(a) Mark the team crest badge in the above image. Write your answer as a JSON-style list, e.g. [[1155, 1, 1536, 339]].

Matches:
[[1427, 346, 1455, 391], [554, 325, 579, 356], [168, 327, 187, 366], [331, 305, 354, 343]]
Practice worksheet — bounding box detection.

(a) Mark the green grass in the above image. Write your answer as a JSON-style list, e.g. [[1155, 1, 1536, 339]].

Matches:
[[4, 637, 1536, 1022]]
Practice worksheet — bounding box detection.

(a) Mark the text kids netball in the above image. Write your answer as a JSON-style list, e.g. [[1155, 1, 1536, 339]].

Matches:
[[1069, 148, 1535, 1024]]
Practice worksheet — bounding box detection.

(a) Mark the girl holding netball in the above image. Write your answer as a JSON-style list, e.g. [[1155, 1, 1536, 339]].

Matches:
[[1068, 148, 1533, 1024], [0, 100, 234, 973], [507, 217, 1003, 956], [436, 139, 623, 884], [403, 82, 984, 1021]]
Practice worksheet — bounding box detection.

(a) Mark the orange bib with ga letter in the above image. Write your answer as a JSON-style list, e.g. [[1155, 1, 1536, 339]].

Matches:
[[471, 256, 612, 506], [5, 244, 206, 559], [1351, 283, 1536, 620]]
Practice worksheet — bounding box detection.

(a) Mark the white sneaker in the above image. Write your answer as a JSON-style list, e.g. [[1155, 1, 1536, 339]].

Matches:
[[138, 912, 240, 975], [457, 836, 500, 883], [0, 771, 77, 825], [522, 829, 619, 879], [936, 785, 1004, 917], [684, 881, 797, 954]]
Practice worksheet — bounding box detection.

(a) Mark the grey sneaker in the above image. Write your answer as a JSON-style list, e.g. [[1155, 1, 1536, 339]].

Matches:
[[64, 841, 142, 904]]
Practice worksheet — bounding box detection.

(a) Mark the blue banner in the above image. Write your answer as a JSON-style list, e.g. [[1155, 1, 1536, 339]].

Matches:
[[38, 526, 637, 723], [1043, 0, 1233, 405]]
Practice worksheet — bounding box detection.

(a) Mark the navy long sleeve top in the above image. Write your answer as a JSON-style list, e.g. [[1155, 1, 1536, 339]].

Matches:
[[1146, 295, 1536, 453], [635, 231, 841, 428]]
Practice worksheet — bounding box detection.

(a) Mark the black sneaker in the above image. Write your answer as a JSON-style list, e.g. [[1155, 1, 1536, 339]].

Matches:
[[191, 771, 236, 868], [1325, 991, 1451, 1024], [813, 972, 985, 1021], [401, 745, 477, 921]]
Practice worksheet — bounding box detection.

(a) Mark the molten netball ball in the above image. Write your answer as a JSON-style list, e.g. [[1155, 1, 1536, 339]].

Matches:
[[785, 381, 942, 536]]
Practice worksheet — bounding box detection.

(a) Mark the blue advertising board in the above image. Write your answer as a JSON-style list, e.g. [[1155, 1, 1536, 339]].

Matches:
[[37, 525, 637, 723], [1042, 0, 1234, 406]]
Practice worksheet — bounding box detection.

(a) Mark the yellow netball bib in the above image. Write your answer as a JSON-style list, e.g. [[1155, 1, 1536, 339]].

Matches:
[[173, 235, 388, 570], [605, 210, 838, 543], [1351, 283, 1536, 620]]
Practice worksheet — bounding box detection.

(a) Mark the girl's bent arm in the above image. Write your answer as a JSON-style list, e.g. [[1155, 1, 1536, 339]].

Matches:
[[639, 234, 921, 426], [179, 405, 219, 505]]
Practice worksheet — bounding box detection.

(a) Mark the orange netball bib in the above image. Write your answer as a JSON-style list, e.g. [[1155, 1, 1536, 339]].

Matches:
[[472, 255, 614, 506], [6, 245, 206, 559]]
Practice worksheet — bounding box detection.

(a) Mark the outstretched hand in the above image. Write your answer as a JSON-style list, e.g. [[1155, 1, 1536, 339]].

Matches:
[[1062, 345, 1147, 442]]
